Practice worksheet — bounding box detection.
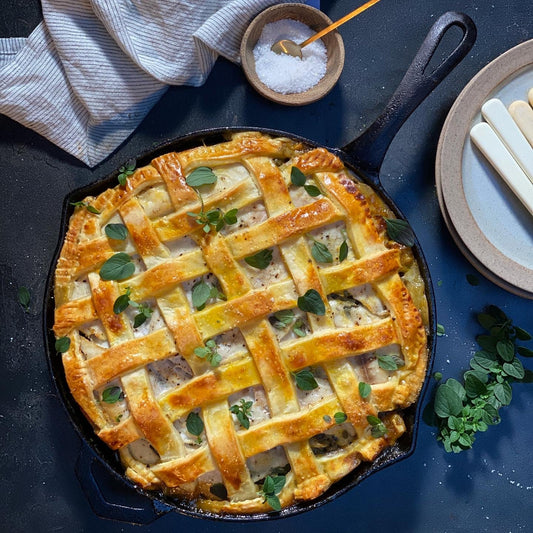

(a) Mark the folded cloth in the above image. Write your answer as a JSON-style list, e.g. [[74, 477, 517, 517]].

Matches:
[[0, 0, 318, 167]]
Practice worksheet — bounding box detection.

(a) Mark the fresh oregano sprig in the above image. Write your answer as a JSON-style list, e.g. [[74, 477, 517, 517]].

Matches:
[[188, 205, 238, 233], [70, 200, 100, 214], [425, 305, 532, 453], [367, 415, 387, 438], [270, 309, 307, 337], [185, 167, 238, 233], [260, 475, 286, 512], [194, 339, 222, 367], [112, 287, 153, 328], [290, 166, 321, 197], [130, 301, 153, 328], [117, 160, 136, 186], [230, 399, 253, 429], [191, 279, 226, 310]]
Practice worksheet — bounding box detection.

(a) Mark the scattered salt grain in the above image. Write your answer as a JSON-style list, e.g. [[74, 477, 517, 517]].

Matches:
[[253, 19, 327, 94]]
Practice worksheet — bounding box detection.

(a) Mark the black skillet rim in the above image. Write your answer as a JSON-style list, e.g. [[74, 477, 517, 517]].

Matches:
[[43, 126, 437, 522]]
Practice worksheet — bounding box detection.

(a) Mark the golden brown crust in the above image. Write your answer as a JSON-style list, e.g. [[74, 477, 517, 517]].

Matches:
[[53, 132, 428, 514]]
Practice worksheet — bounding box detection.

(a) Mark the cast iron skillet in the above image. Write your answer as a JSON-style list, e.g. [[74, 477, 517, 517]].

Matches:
[[43, 11, 476, 524]]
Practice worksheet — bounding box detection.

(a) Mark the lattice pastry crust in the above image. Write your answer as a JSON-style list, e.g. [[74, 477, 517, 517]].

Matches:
[[53, 132, 428, 514]]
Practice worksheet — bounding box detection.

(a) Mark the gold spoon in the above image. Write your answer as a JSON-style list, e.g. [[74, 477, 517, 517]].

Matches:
[[271, 0, 382, 59]]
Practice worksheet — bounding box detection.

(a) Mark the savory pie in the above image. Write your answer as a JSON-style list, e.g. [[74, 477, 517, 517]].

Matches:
[[53, 131, 428, 514]]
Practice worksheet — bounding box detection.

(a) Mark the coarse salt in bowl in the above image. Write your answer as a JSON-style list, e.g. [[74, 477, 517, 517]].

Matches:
[[240, 3, 345, 106], [253, 19, 328, 95]]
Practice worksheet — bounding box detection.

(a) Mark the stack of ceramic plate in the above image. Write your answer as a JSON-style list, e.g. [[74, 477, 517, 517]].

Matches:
[[436, 39, 533, 299]]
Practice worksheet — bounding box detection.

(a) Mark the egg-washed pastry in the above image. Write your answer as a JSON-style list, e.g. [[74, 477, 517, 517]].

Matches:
[[53, 132, 428, 514]]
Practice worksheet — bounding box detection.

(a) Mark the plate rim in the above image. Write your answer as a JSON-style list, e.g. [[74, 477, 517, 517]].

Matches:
[[436, 38, 533, 296]]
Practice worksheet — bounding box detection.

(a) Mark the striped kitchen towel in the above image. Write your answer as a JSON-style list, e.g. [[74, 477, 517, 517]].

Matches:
[[0, 0, 318, 167]]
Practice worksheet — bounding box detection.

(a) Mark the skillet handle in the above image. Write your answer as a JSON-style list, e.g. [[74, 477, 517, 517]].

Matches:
[[341, 11, 476, 180], [75, 444, 171, 524]]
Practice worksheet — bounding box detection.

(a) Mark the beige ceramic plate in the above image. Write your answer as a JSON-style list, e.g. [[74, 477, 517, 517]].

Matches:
[[436, 39, 533, 299]]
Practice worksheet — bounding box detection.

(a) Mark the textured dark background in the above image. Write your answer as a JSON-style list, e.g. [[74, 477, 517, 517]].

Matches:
[[1, 1, 532, 531]]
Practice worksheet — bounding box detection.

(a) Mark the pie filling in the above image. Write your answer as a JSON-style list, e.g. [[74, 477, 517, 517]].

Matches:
[[53, 132, 428, 514]]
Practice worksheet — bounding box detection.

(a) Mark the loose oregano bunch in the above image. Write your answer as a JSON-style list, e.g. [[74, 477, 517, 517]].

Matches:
[[425, 305, 532, 453]]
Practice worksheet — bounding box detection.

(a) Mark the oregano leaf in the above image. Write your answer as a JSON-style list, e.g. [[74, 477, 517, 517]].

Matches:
[[18, 286, 30, 311], [384, 218, 415, 247], [359, 381, 371, 398], [186, 412, 204, 436], [290, 166, 306, 186], [502, 359, 525, 380], [517, 346, 533, 358], [100, 253, 135, 281], [105, 223, 128, 240], [292, 369, 318, 391], [496, 340, 514, 362], [339, 240, 348, 262], [377, 354, 404, 371], [102, 386, 123, 404], [245, 249, 273, 269], [55, 336, 71, 353], [272, 309, 295, 328], [304, 184, 321, 197], [297, 289, 325, 316], [186, 167, 217, 187], [334, 412, 347, 424], [434, 383, 463, 418], [311, 241, 333, 263], [192, 281, 212, 309]]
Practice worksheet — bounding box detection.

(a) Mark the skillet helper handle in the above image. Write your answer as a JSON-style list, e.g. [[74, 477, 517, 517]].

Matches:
[[75, 444, 171, 525], [342, 11, 477, 179]]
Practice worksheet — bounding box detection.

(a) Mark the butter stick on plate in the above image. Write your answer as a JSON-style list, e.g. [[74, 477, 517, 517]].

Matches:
[[470, 122, 533, 217], [509, 100, 533, 148], [481, 98, 533, 184]]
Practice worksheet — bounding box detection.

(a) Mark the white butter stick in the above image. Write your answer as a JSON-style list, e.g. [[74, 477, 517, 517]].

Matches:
[[481, 98, 533, 185], [470, 122, 533, 216], [509, 100, 533, 148]]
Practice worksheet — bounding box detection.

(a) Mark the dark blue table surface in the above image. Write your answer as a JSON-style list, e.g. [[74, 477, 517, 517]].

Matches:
[[1, 1, 532, 532]]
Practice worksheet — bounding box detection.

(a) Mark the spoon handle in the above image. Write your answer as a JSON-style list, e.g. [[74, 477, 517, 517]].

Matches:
[[300, 0, 381, 48]]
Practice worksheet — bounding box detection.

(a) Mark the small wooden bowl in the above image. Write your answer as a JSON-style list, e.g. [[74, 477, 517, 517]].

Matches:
[[240, 3, 345, 106]]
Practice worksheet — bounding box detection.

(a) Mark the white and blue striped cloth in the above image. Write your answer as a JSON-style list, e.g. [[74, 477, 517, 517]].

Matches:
[[0, 0, 318, 167]]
